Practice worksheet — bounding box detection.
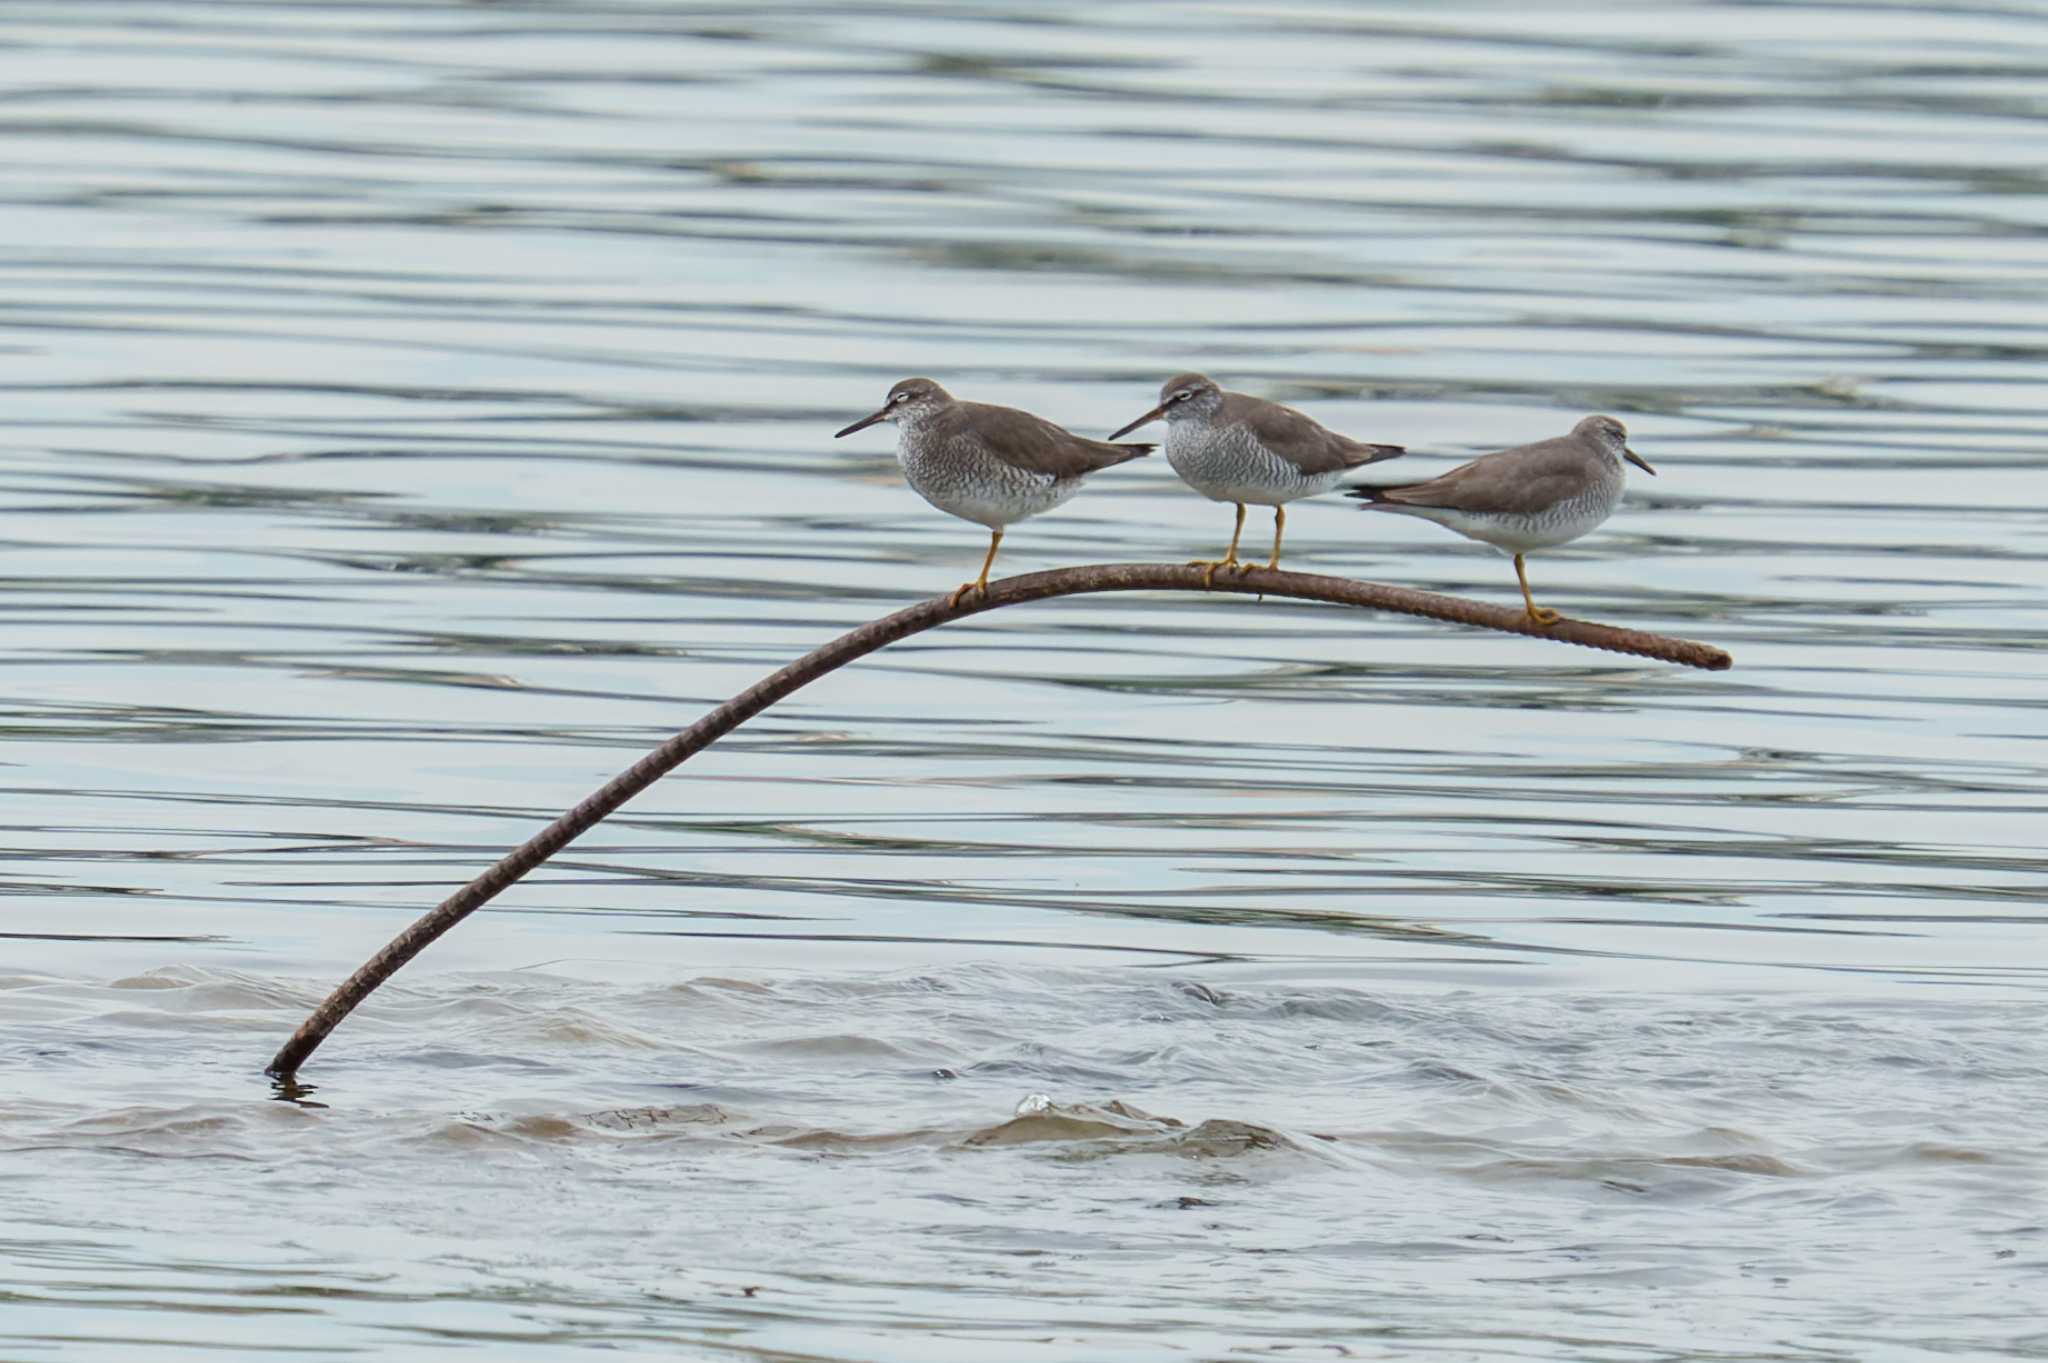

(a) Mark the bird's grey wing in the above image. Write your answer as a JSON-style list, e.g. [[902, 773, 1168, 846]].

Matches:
[[1235, 397, 1404, 475], [953, 402, 1152, 478], [1362, 437, 1587, 514]]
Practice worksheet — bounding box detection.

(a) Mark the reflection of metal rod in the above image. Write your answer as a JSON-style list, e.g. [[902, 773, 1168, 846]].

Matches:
[[265, 564, 1733, 1081]]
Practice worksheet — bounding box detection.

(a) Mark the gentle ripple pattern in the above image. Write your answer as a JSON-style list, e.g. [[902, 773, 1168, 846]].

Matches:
[[1, 2, 2046, 1359]]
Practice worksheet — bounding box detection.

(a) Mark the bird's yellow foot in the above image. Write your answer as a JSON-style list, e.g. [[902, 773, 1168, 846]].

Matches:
[[1188, 556, 1243, 589], [949, 581, 987, 609], [1526, 605, 1562, 627]]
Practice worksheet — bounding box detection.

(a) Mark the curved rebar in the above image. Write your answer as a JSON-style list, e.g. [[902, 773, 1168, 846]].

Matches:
[[266, 563, 1732, 1079]]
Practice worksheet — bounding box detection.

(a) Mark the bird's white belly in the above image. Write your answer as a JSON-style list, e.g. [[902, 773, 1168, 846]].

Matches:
[[1405, 490, 1620, 554]]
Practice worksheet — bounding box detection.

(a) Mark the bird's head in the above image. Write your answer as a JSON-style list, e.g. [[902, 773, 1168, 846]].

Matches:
[[1108, 372, 1222, 439], [1578, 414, 1654, 475], [836, 377, 952, 437]]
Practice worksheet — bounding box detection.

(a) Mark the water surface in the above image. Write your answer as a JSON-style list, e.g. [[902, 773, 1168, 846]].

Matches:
[[2, 2, 2046, 1358]]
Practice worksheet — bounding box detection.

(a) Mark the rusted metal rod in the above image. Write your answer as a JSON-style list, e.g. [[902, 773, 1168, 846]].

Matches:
[[266, 563, 1731, 1079]]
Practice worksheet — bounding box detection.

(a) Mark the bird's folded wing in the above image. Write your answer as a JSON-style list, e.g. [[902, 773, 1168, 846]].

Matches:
[[950, 403, 1151, 478], [1371, 438, 1588, 514], [1240, 401, 1402, 475]]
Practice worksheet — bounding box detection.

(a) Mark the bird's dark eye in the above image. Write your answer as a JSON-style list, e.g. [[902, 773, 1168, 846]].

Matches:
[[1173, 391, 1191, 402], [892, 392, 910, 404]]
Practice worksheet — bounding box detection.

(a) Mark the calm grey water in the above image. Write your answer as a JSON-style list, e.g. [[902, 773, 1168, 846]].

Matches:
[[3, 2, 2046, 1358]]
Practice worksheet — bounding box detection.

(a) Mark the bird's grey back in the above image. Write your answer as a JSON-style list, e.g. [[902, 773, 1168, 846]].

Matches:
[[940, 401, 1152, 479], [1219, 391, 1403, 475], [1367, 430, 1616, 516]]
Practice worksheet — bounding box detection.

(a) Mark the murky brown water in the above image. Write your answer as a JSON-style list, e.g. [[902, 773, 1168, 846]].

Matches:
[[3, 2, 2046, 1358]]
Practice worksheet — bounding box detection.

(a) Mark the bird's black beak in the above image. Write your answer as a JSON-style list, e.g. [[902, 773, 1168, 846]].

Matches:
[[1107, 402, 1170, 442], [1624, 447, 1656, 476], [835, 405, 891, 439]]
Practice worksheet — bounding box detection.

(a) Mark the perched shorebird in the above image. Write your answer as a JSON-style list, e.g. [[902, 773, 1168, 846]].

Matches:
[[1348, 414, 1655, 625], [835, 378, 1153, 606], [1107, 372, 1404, 584]]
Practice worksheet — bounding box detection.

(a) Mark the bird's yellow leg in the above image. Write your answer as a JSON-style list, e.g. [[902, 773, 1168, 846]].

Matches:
[[950, 529, 1003, 608], [1515, 553, 1560, 625], [1266, 505, 1286, 571], [1190, 503, 1246, 588]]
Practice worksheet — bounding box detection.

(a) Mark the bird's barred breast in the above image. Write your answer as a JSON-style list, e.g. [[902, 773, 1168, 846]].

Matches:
[[898, 434, 1076, 530], [1165, 424, 1341, 506]]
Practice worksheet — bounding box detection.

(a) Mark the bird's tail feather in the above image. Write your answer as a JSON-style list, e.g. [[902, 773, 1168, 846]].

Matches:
[[1345, 481, 1421, 506], [1343, 442, 1406, 469]]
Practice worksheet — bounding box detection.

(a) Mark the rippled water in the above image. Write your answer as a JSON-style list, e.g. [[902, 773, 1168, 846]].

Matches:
[[3, 2, 2046, 1358]]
